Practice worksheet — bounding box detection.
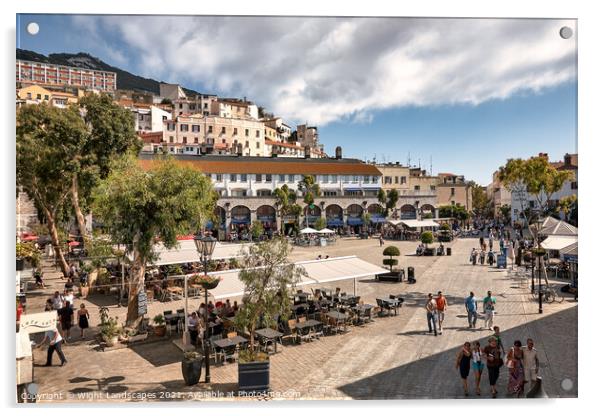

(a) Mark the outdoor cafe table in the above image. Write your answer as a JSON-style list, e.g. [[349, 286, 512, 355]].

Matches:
[[326, 311, 348, 333], [212, 336, 248, 349], [353, 304, 374, 321], [295, 319, 321, 342], [255, 328, 284, 353]]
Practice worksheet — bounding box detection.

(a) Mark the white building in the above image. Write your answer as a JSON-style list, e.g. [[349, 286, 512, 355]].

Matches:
[[133, 105, 172, 133]]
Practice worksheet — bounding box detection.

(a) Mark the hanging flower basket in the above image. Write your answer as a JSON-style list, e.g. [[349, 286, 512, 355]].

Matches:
[[190, 274, 221, 289]]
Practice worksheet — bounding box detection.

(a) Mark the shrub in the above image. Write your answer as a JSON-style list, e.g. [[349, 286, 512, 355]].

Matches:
[[382, 246, 400, 271], [421, 231, 434, 246], [440, 223, 451, 232]]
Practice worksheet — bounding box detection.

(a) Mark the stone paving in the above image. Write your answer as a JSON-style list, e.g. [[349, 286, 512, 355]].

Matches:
[[24, 236, 577, 402]]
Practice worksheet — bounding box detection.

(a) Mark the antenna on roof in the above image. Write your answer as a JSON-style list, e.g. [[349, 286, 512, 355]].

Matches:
[[407, 152, 411, 167], [430, 155, 433, 176]]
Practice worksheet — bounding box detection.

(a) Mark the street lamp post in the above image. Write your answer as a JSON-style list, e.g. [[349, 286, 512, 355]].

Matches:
[[534, 217, 544, 314], [193, 234, 217, 384], [531, 254, 535, 294]]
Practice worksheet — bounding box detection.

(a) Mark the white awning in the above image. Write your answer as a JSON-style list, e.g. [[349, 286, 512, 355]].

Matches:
[[387, 220, 403, 227], [401, 219, 441, 228], [201, 256, 389, 300], [560, 242, 578, 257], [540, 218, 577, 236], [540, 235, 578, 251], [300, 227, 318, 234], [137, 241, 251, 266]]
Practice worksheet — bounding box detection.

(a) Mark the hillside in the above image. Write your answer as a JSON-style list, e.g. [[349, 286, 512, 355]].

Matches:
[[16, 48, 202, 97]]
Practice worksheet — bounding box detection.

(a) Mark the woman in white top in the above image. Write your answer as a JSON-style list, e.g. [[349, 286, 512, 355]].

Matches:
[[472, 341, 484, 395]]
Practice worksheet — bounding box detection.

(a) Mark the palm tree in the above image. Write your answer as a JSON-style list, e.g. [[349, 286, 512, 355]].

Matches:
[[297, 175, 320, 228]]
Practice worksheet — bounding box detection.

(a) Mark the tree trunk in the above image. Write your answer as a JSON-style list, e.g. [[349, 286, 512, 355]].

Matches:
[[43, 206, 70, 278], [70, 174, 88, 239], [126, 248, 146, 327]]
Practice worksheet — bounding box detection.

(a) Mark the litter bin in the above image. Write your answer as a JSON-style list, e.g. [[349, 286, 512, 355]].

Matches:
[[407, 267, 415, 281], [446, 247, 452, 256]]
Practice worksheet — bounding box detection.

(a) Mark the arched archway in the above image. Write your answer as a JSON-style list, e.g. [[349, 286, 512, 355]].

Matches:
[[347, 204, 364, 229], [231, 205, 251, 225], [399, 204, 417, 219], [367, 203, 386, 226], [257, 205, 277, 233], [303, 205, 322, 226], [420, 204, 436, 218], [325, 204, 344, 228]]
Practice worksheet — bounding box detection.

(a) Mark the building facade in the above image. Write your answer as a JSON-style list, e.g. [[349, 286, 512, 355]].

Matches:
[[138, 154, 439, 238], [436, 173, 472, 212], [132, 105, 172, 133], [16, 59, 116, 92]]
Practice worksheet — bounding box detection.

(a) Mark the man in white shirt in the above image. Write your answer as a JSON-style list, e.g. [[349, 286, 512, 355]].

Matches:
[[51, 291, 63, 310], [36, 327, 67, 367], [522, 338, 539, 387]]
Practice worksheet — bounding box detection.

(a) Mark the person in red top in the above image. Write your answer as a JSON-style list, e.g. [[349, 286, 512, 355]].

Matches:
[[435, 291, 448, 334], [16, 301, 25, 324]]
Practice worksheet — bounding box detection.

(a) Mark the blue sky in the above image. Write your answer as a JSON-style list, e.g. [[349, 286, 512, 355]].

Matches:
[[17, 14, 577, 185]]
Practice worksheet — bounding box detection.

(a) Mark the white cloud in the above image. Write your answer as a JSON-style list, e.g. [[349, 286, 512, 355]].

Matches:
[[74, 16, 576, 126]]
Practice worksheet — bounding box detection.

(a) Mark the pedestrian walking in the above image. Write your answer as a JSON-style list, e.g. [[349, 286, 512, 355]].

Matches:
[[472, 341, 485, 395], [435, 291, 447, 334], [483, 337, 503, 398], [77, 303, 90, 339], [479, 250, 485, 265], [493, 326, 505, 355], [521, 338, 539, 390], [456, 342, 472, 396], [506, 340, 526, 397], [489, 236, 493, 251], [36, 326, 67, 367], [425, 294, 438, 336], [379, 236, 384, 247], [464, 292, 478, 329], [58, 301, 74, 341], [470, 248, 477, 265], [483, 291, 496, 330], [51, 291, 63, 310]]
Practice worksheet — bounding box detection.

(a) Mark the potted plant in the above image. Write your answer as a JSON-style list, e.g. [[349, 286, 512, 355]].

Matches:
[[420, 231, 435, 256], [16, 242, 41, 271], [181, 351, 204, 386], [378, 246, 402, 282], [100, 316, 122, 347], [190, 273, 221, 290], [152, 314, 167, 337], [234, 238, 306, 393]]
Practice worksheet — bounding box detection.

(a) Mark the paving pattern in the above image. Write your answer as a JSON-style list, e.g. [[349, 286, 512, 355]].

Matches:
[[24, 236, 577, 402]]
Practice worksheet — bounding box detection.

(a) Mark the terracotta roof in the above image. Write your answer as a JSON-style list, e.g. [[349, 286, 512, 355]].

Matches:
[[137, 132, 163, 144], [265, 139, 303, 150], [138, 154, 381, 176]]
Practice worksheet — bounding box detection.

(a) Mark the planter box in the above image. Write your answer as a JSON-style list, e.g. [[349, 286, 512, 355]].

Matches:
[[376, 271, 404, 282], [238, 360, 270, 393], [182, 358, 203, 386]]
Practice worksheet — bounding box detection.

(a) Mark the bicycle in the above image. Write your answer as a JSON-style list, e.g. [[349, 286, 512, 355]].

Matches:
[[532, 285, 556, 303]]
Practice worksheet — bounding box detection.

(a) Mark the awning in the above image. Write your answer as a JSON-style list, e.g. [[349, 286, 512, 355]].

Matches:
[[317, 228, 335, 234], [231, 218, 250, 225], [387, 220, 403, 227], [327, 218, 344, 227], [370, 215, 386, 224], [347, 217, 363, 226], [205, 256, 390, 300], [540, 218, 577, 237], [560, 242, 578, 257], [144, 240, 252, 266], [540, 235, 578, 251], [401, 219, 441, 228], [300, 227, 318, 234], [257, 216, 275, 222]]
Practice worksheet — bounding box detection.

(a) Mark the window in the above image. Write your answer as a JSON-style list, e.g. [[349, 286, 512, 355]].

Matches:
[[233, 128, 238, 135], [36, 94, 41, 99], [167, 123, 175, 131], [26, 92, 32, 99], [384, 176, 392, 185], [138, 114, 144, 121], [256, 142, 260, 149], [266, 174, 272, 182], [394, 176, 399, 184], [240, 174, 247, 182], [162, 116, 167, 121], [169, 136, 174, 143], [372, 176, 378, 184], [288, 175, 295, 182], [179, 103, 183, 109], [42, 94, 48, 100], [183, 137, 187, 144], [330, 175, 338, 183], [208, 126, 213, 133], [431, 185, 436, 191], [256, 174, 262, 182], [400, 176, 407, 184], [204, 103, 208, 109], [221, 127, 226, 134], [230, 174, 237, 182], [414, 185, 420, 191], [207, 138, 214, 144], [343, 176, 350, 183], [192, 125, 200, 133], [215, 174, 223, 182], [323, 190, 337, 197], [245, 129, 249, 137], [256, 130, 260, 138], [194, 137, 199, 143], [245, 141, 249, 148], [364, 176, 370, 183], [189, 104, 196, 111], [451, 200, 456, 206], [180, 124, 189, 132], [353, 176, 359, 183], [279, 175, 285, 182], [450, 187, 455, 195]]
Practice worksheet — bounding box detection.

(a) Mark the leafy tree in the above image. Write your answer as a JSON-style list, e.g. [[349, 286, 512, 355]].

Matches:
[[234, 238, 306, 362], [382, 246, 400, 271], [499, 204, 512, 225], [440, 223, 451, 232], [377, 189, 387, 206], [92, 156, 216, 325], [386, 189, 399, 217], [17, 103, 88, 276], [421, 231, 434, 246], [160, 98, 172, 105], [250, 220, 265, 240], [557, 195, 577, 222], [314, 217, 327, 230], [362, 212, 372, 231], [73, 94, 141, 239], [470, 183, 493, 219], [298, 175, 320, 228]]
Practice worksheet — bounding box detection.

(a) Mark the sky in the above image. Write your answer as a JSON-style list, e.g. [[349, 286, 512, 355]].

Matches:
[[16, 14, 577, 185]]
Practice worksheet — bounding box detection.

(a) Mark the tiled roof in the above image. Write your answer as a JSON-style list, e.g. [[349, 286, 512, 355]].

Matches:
[[138, 154, 381, 175]]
